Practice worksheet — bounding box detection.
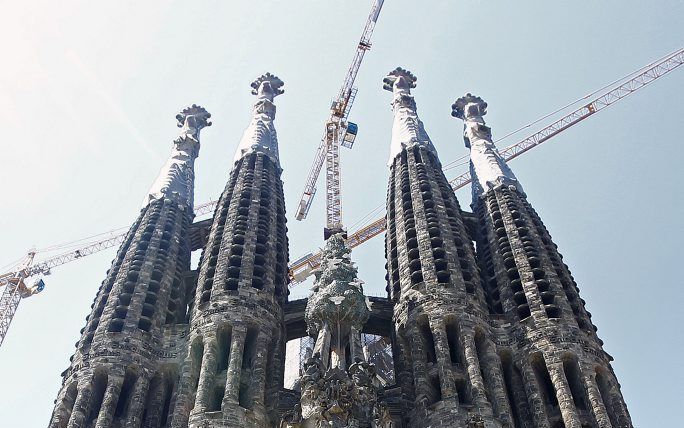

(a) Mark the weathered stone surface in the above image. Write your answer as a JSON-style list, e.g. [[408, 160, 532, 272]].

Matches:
[[49, 75, 633, 428]]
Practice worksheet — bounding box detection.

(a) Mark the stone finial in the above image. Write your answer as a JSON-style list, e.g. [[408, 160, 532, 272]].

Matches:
[[382, 67, 417, 92], [451, 93, 525, 199], [143, 104, 211, 209], [250, 72, 284, 99], [175, 104, 211, 144], [233, 73, 284, 165], [383, 67, 435, 164], [176, 104, 212, 129], [451, 93, 487, 121]]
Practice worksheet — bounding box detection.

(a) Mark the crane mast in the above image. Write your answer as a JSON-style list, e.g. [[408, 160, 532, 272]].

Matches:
[[295, 0, 385, 235]]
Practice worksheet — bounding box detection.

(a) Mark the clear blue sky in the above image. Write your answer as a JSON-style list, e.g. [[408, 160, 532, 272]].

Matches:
[[0, 1, 681, 426]]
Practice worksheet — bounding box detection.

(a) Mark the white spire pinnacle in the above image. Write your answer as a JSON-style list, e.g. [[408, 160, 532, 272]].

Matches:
[[143, 104, 211, 210], [383, 67, 437, 165], [233, 73, 284, 166], [452, 94, 524, 200]]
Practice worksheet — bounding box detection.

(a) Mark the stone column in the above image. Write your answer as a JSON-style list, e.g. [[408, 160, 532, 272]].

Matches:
[[250, 333, 269, 414], [409, 326, 431, 405], [193, 334, 218, 413], [581, 368, 612, 428], [349, 326, 364, 362], [170, 351, 195, 428], [429, 319, 456, 400], [124, 375, 151, 426], [223, 327, 247, 406], [519, 360, 550, 428], [50, 384, 78, 428], [508, 366, 535, 428], [548, 363, 581, 428], [463, 333, 491, 411], [606, 377, 632, 428], [143, 375, 166, 428], [312, 323, 332, 368], [480, 341, 514, 425], [67, 380, 93, 428], [94, 375, 124, 428]]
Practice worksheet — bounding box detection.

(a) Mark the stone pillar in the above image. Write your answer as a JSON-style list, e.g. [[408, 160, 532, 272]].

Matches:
[[223, 327, 247, 406], [50, 384, 78, 428], [410, 326, 431, 404], [463, 333, 491, 411], [94, 375, 124, 428], [67, 380, 93, 428], [581, 368, 612, 428], [508, 366, 535, 428], [170, 351, 195, 428], [519, 360, 550, 428], [124, 375, 151, 426], [193, 335, 218, 413], [143, 375, 166, 428], [312, 323, 332, 368], [548, 363, 581, 428], [250, 333, 269, 414], [480, 342, 514, 425], [429, 319, 456, 400], [349, 326, 364, 362], [606, 377, 632, 428]]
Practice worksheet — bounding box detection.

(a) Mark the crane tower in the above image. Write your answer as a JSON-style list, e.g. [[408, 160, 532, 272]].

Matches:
[[295, 0, 385, 239]]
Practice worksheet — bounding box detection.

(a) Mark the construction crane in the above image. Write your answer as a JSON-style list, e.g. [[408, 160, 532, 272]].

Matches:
[[1, 46, 681, 347], [0, 253, 45, 347], [294, 0, 385, 239], [0, 198, 216, 348], [288, 46, 684, 284]]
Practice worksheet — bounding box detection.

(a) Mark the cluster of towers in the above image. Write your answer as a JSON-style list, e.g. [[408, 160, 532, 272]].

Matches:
[[48, 69, 633, 428]]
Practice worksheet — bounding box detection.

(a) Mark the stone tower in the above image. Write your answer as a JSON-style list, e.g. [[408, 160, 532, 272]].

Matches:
[[49, 105, 212, 428], [173, 73, 290, 428], [47, 68, 634, 428], [452, 93, 633, 428], [382, 68, 512, 427]]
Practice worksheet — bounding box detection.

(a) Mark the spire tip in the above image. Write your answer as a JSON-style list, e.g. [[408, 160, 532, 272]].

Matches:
[[251, 72, 284, 97], [383, 67, 417, 92], [176, 104, 212, 129], [452, 93, 487, 120]]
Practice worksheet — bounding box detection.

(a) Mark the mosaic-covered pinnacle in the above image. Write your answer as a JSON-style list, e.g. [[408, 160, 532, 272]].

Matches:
[[384, 67, 436, 165], [451, 93, 524, 200], [142, 104, 211, 210], [233, 72, 284, 165]]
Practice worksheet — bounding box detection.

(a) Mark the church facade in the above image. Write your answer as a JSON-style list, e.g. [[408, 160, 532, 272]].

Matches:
[[48, 70, 633, 428]]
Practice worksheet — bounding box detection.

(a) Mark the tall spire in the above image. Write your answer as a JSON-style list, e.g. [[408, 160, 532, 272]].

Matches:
[[143, 104, 211, 209], [233, 72, 284, 165], [383, 67, 437, 165], [451, 94, 523, 200]]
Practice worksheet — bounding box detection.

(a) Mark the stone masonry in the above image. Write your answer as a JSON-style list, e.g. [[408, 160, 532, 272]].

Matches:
[[48, 69, 633, 428]]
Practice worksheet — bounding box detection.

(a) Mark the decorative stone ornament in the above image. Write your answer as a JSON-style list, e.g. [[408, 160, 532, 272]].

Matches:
[[234, 72, 284, 165], [383, 67, 437, 165], [452, 93, 525, 200], [143, 104, 211, 209]]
